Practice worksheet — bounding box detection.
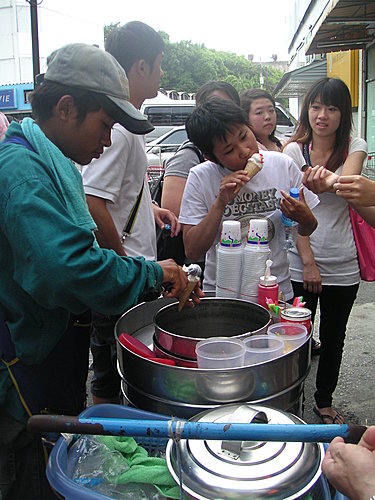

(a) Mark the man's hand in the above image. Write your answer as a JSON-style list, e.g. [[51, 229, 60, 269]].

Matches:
[[280, 188, 317, 236], [153, 205, 181, 237], [217, 170, 251, 208], [157, 259, 204, 306], [322, 426, 375, 500]]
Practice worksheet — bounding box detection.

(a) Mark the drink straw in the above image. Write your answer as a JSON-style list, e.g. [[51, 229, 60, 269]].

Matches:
[[267, 303, 280, 321], [292, 296, 306, 308], [279, 291, 286, 310]]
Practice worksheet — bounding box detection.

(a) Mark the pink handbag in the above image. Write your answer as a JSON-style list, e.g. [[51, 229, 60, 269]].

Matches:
[[349, 207, 375, 282]]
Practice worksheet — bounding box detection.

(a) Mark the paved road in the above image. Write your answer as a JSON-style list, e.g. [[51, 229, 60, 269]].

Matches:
[[303, 280, 375, 425]]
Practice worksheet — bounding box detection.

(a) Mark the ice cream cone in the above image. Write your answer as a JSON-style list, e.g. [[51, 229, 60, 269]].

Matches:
[[234, 152, 264, 195], [178, 277, 199, 312]]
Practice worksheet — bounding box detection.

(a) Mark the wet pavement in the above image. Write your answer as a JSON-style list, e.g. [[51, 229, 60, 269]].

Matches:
[[303, 280, 375, 425]]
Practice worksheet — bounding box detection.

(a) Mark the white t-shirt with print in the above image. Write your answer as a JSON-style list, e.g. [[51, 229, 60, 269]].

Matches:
[[82, 124, 156, 260], [283, 138, 367, 285], [179, 150, 319, 298]]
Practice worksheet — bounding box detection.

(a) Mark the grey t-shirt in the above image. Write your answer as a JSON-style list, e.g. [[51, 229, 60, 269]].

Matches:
[[164, 143, 201, 179]]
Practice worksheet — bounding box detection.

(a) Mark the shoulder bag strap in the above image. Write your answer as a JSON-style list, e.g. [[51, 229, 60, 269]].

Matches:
[[177, 140, 204, 163], [121, 182, 144, 242]]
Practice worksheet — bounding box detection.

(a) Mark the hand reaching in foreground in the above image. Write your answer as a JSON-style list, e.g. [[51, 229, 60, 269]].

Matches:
[[157, 259, 204, 307], [280, 188, 317, 236], [334, 175, 375, 207], [322, 426, 375, 500], [302, 165, 338, 194]]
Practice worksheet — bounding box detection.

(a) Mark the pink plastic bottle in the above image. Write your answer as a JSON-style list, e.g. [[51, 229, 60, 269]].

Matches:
[[258, 259, 278, 308]]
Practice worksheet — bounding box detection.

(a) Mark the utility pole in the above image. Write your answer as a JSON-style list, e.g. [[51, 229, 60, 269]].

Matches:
[[259, 57, 264, 89], [27, 0, 40, 86]]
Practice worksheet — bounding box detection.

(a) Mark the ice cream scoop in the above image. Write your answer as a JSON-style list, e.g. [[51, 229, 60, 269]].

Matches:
[[234, 152, 264, 195]]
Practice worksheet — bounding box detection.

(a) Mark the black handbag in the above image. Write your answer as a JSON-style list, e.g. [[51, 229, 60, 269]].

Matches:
[[154, 141, 204, 266]]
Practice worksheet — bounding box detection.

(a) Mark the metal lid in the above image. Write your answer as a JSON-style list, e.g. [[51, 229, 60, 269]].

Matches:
[[281, 307, 311, 319], [166, 404, 323, 500]]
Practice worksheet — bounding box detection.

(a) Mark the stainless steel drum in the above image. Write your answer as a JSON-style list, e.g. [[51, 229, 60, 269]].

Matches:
[[154, 297, 272, 359], [116, 297, 311, 418], [166, 404, 326, 500]]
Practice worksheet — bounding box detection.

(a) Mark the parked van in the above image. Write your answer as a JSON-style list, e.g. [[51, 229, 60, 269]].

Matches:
[[141, 99, 195, 126], [141, 95, 296, 140]]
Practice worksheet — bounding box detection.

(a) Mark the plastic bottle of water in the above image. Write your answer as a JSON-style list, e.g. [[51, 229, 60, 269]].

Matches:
[[281, 188, 299, 250]]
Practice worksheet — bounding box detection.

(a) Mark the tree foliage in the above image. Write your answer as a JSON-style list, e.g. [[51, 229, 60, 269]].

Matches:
[[104, 25, 284, 96], [104, 22, 120, 43]]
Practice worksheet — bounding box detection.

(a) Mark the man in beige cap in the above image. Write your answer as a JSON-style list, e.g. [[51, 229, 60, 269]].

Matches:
[[0, 43, 202, 499]]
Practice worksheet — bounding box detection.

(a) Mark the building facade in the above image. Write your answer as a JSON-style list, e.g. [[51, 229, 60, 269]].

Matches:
[[0, 0, 103, 118], [274, 0, 375, 152]]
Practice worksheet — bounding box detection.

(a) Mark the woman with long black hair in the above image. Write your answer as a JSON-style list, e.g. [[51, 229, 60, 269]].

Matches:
[[283, 77, 368, 424]]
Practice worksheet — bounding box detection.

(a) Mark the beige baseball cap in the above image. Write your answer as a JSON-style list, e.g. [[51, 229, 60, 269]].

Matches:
[[44, 43, 154, 135]]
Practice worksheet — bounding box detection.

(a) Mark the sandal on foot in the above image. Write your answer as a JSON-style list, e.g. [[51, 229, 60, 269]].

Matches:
[[313, 406, 344, 424]]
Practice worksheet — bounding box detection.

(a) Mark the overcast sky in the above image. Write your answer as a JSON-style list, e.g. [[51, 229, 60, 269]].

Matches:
[[40, 0, 293, 62]]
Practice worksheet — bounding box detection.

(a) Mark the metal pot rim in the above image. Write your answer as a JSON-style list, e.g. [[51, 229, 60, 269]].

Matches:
[[154, 297, 271, 358]]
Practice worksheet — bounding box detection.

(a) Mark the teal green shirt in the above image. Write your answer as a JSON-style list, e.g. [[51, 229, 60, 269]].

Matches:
[[0, 122, 163, 422]]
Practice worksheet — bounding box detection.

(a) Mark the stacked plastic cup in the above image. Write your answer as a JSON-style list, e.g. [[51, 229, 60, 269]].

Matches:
[[267, 323, 308, 354], [239, 219, 270, 302], [216, 220, 243, 298], [196, 337, 246, 369], [243, 335, 284, 366]]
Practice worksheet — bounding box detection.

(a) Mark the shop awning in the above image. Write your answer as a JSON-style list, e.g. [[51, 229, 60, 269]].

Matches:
[[273, 59, 327, 98], [305, 0, 375, 55]]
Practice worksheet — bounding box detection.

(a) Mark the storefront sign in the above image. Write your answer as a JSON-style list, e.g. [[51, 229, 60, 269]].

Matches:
[[0, 89, 15, 109]]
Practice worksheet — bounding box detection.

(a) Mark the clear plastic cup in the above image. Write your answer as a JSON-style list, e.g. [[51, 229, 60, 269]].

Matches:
[[267, 322, 308, 353], [243, 335, 284, 365], [195, 337, 245, 369]]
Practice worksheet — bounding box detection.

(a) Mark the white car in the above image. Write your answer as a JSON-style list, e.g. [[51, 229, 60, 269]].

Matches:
[[146, 125, 188, 168], [145, 125, 174, 144], [275, 102, 297, 141], [145, 102, 296, 190]]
